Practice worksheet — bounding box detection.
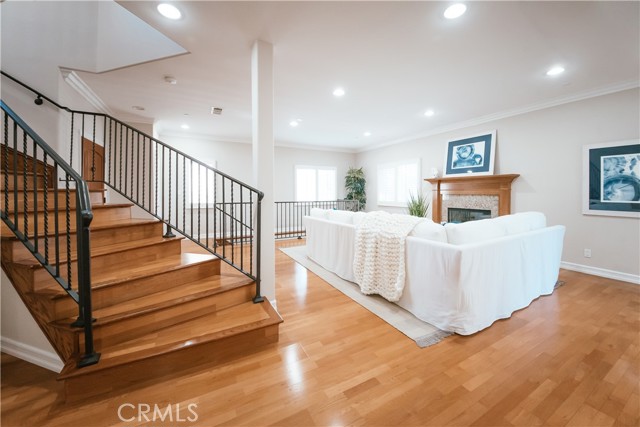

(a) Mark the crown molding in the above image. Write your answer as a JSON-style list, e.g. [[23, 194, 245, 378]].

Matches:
[[59, 67, 114, 115], [357, 80, 640, 153]]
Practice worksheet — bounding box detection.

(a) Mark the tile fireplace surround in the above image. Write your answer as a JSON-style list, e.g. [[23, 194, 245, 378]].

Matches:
[[425, 174, 520, 223]]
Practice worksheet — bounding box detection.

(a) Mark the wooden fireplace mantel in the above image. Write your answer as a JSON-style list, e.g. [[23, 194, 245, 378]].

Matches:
[[425, 174, 519, 223]]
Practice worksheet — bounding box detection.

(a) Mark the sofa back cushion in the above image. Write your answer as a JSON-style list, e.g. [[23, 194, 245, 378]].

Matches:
[[309, 208, 329, 219], [445, 218, 507, 245], [409, 219, 447, 242], [352, 211, 366, 226], [327, 209, 354, 224], [493, 212, 547, 235]]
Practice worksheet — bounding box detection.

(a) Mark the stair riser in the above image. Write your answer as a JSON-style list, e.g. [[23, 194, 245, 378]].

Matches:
[[0, 207, 132, 241], [0, 190, 104, 210], [0, 173, 50, 190], [29, 239, 184, 288], [52, 260, 221, 318], [82, 285, 255, 349], [63, 323, 280, 403], [2, 221, 163, 263]]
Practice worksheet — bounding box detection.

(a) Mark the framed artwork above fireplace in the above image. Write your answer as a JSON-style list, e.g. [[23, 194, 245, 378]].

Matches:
[[443, 130, 496, 177]]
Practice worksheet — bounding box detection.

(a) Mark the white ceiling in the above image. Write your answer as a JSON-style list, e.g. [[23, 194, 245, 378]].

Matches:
[[71, 1, 639, 152]]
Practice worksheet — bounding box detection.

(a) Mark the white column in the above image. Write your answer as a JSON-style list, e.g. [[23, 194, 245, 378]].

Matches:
[[251, 40, 276, 304]]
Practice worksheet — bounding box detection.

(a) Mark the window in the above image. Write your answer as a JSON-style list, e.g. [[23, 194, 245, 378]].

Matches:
[[377, 159, 421, 206], [295, 166, 337, 201], [189, 159, 216, 206]]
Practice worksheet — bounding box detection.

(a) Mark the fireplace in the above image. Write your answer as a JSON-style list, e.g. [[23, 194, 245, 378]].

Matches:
[[448, 208, 491, 223], [425, 174, 519, 223]]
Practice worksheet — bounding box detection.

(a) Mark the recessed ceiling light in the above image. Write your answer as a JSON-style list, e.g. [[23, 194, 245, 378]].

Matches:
[[181, 124, 189, 130], [333, 87, 345, 97], [546, 66, 565, 76], [363, 132, 372, 137], [424, 109, 435, 117], [132, 106, 145, 111], [164, 76, 177, 85], [289, 121, 299, 127], [157, 3, 182, 20], [444, 3, 467, 19]]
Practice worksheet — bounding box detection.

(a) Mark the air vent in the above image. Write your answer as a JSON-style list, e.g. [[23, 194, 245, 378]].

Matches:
[[211, 107, 223, 115]]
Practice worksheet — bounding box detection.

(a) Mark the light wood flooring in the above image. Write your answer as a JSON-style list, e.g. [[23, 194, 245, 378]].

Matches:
[[1, 239, 639, 426]]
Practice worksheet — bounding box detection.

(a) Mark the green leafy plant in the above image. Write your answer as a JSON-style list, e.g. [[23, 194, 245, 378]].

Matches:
[[344, 167, 366, 211], [407, 192, 430, 217]]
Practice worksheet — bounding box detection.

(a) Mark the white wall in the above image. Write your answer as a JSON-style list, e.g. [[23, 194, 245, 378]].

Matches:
[[158, 134, 357, 202], [357, 88, 640, 279]]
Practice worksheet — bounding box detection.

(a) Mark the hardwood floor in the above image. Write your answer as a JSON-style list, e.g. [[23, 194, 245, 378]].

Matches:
[[2, 239, 639, 426]]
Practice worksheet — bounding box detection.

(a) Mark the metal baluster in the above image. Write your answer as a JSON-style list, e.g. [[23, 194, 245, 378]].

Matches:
[[154, 141, 158, 215], [231, 182, 234, 263], [197, 162, 201, 242], [119, 123, 123, 191], [22, 132, 28, 239], [249, 194, 253, 275], [65, 173, 71, 290], [124, 127, 129, 195], [205, 169, 209, 249], [136, 132, 140, 203], [32, 142, 39, 252], [42, 152, 48, 262], [107, 119, 112, 185], [183, 156, 186, 234], [240, 186, 244, 269], [2, 111, 8, 219], [69, 113, 75, 170], [142, 136, 146, 209], [163, 148, 174, 237], [53, 163, 60, 277], [91, 115, 96, 181], [102, 116, 106, 184], [222, 177, 226, 259], [213, 172, 217, 250], [12, 122, 18, 228]]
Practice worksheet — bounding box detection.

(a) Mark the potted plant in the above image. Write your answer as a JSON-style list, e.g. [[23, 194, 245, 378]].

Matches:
[[407, 191, 430, 217], [344, 167, 366, 211]]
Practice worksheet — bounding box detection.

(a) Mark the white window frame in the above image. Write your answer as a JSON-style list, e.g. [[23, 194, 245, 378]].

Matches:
[[294, 165, 337, 202], [377, 158, 421, 207]]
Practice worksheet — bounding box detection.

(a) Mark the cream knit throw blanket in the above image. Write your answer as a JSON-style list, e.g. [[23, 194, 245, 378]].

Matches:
[[353, 211, 423, 302]]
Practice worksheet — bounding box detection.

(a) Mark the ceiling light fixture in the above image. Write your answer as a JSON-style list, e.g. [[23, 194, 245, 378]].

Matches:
[[132, 106, 145, 111], [546, 66, 565, 76], [289, 121, 299, 127], [363, 132, 372, 137], [181, 124, 189, 130], [157, 3, 182, 20], [164, 76, 177, 85], [424, 109, 435, 117], [444, 3, 467, 19], [333, 87, 345, 97]]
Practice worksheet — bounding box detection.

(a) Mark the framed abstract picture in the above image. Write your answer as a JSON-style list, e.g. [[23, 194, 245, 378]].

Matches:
[[583, 139, 640, 218], [443, 131, 496, 177]]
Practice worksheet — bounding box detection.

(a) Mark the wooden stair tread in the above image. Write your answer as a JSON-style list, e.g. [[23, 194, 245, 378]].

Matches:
[[1, 217, 160, 240], [51, 272, 253, 327], [12, 236, 183, 265], [57, 300, 282, 380], [2, 203, 133, 215]]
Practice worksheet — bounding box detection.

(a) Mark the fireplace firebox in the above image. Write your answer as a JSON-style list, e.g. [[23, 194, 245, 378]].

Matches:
[[448, 208, 491, 223]]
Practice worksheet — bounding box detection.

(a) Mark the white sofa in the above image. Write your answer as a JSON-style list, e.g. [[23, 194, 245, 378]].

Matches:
[[305, 209, 565, 335]]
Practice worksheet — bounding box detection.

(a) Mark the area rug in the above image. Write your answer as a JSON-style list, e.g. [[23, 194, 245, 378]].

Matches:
[[280, 245, 452, 348]]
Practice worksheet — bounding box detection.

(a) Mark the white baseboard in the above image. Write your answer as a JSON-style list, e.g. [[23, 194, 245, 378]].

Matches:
[[1, 337, 63, 373], [561, 261, 640, 285]]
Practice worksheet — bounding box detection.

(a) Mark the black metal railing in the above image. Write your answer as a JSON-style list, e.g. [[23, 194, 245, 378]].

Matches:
[[274, 200, 360, 239], [0, 101, 100, 368], [1, 71, 264, 302]]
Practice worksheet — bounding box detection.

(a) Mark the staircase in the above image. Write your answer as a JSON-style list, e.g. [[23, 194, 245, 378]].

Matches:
[[0, 94, 281, 401]]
